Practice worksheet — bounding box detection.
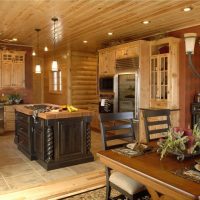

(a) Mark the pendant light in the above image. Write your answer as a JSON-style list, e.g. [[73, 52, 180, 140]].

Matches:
[[35, 28, 41, 74], [51, 17, 58, 71]]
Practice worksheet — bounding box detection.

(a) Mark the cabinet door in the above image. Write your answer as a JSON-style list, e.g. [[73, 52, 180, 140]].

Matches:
[[116, 45, 138, 59], [12, 54, 25, 87], [1, 52, 13, 87], [56, 118, 85, 161], [99, 52, 107, 75], [150, 56, 158, 100], [34, 128, 44, 160], [160, 55, 168, 100], [150, 54, 169, 108], [4, 105, 15, 131], [1, 62, 12, 87], [99, 50, 115, 76]]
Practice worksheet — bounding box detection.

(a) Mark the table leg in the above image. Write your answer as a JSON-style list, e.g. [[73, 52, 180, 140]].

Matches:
[[146, 186, 175, 200]]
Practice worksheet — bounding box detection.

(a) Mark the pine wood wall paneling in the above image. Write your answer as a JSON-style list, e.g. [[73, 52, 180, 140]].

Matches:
[[2, 1, 200, 52], [71, 51, 98, 109]]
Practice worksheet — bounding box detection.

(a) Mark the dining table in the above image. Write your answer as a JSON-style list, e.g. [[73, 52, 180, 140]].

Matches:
[[97, 147, 200, 200]]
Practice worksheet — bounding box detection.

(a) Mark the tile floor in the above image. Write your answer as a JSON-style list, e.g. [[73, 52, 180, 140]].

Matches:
[[0, 131, 104, 195]]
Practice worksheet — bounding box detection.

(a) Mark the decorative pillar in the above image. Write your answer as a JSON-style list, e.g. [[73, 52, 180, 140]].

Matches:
[[86, 122, 91, 154], [45, 125, 54, 163]]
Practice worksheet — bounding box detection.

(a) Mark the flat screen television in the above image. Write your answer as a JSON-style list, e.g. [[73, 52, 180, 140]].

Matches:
[[99, 77, 113, 92]]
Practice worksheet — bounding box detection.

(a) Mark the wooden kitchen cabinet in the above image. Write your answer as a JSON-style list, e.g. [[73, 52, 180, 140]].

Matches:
[[150, 37, 180, 109], [116, 44, 139, 59], [15, 111, 35, 160], [1, 50, 25, 88], [1, 52, 13, 87], [4, 105, 15, 131], [99, 49, 116, 76], [13, 53, 25, 87]]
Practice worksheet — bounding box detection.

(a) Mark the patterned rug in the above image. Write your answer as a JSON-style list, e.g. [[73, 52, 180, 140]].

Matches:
[[63, 187, 150, 200]]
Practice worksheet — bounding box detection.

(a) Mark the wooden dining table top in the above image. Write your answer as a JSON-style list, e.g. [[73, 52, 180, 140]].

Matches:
[[98, 148, 200, 200]]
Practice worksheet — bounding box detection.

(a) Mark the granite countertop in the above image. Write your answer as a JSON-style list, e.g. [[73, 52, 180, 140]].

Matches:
[[14, 104, 94, 120]]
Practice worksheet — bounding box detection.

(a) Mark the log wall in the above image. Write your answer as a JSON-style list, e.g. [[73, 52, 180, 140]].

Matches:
[[71, 51, 98, 109], [42, 51, 97, 107]]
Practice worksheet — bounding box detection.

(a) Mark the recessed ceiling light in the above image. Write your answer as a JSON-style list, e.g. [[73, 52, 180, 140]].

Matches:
[[183, 7, 192, 12], [12, 38, 18, 41], [83, 40, 88, 43], [108, 32, 113, 36], [44, 46, 48, 51], [32, 51, 36, 56], [142, 20, 150, 25]]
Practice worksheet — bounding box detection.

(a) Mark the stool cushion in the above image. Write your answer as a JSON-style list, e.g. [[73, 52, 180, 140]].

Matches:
[[109, 172, 145, 195]]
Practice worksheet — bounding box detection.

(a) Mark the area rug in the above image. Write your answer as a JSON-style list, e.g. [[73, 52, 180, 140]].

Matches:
[[64, 187, 150, 200]]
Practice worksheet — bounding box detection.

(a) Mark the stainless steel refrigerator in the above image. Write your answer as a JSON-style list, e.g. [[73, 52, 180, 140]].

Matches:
[[114, 72, 139, 119]]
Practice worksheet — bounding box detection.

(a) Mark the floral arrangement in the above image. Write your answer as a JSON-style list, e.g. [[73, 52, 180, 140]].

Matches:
[[7, 93, 22, 104], [157, 124, 200, 160]]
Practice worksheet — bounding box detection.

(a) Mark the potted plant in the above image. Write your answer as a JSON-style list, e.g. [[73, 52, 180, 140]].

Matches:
[[7, 93, 22, 104], [157, 125, 200, 160]]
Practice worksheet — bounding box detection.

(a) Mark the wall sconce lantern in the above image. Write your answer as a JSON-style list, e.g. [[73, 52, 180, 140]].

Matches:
[[184, 33, 200, 78]]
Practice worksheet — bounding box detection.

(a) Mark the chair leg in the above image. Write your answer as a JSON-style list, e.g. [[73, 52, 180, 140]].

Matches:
[[106, 183, 111, 200]]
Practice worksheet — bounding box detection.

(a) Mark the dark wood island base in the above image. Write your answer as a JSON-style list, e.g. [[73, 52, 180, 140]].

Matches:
[[14, 105, 94, 170]]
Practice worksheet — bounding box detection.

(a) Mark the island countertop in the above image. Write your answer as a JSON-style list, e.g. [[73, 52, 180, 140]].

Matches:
[[14, 104, 93, 120]]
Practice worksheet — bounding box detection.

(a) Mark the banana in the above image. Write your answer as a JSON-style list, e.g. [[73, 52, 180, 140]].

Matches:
[[66, 105, 78, 112], [67, 105, 72, 112], [70, 105, 78, 111]]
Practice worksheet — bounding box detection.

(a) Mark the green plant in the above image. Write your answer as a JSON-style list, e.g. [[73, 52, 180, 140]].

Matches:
[[157, 125, 200, 160], [7, 93, 21, 102]]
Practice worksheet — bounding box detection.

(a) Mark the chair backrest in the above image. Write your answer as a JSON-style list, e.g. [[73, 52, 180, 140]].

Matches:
[[99, 112, 135, 150], [142, 109, 171, 142]]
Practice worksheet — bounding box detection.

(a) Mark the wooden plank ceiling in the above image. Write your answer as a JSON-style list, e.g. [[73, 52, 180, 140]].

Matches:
[[0, 0, 200, 52]]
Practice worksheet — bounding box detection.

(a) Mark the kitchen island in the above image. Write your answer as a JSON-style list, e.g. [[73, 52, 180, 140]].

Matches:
[[14, 104, 94, 170]]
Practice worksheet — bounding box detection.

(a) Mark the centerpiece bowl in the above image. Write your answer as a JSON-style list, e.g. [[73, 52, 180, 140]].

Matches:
[[157, 125, 200, 161]]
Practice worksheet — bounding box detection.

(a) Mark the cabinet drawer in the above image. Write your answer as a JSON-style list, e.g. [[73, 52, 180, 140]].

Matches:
[[4, 112, 15, 121], [4, 121, 15, 131], [17, 121, 28, 133], [16, 112, 29, 123], [4, 105, 15, 112], [18, 133, 29, 151], [150, 99, 167, 108]]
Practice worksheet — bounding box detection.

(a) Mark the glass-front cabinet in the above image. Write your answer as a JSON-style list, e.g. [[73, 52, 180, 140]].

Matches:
[[151, 54, 169, 102], [150, 37, 179, 109]]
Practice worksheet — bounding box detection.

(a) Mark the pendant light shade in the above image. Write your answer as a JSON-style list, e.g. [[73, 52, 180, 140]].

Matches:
[[184, 32, 200, 78], [35, 28, 41, 74], [51, 17, 58, 71], [184, 33, 197, 54]]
